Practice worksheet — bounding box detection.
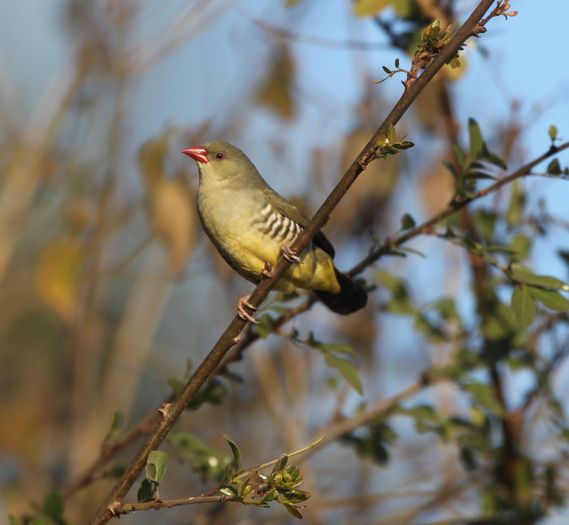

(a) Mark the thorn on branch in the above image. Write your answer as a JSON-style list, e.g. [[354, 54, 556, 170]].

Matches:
[[108, 501, 121, 517], [158, 403, 173, 419]]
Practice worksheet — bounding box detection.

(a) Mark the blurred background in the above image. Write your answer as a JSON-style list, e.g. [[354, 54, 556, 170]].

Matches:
[[1, 0, 569, 524]]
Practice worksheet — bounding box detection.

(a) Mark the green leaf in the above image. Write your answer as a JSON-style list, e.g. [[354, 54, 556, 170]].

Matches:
[[549, 125, 558, 142], [464, 383, 505, 416], [224, 435, 241, 472], [400, 213, 416, 229], [271, 454, 289, 477], [283, 503, 304, 519], [168, 432, 230, 482], [167, 376, 185, 394], [432, 297, 459, 321], [43, 491, 64, 521], [464, 171, 496, 181], [510, 264, 569, 291], [137, 478, 157, 503], [511, 285, 536, 327], [320, 342, 357, 356], [397, 404, 439, 433], [483, 150, 507, 170], [510, 234, 532, 262], [413, 314, 446, 343], [473, 210, 496, 240], [468, 118, 485, 158], [104, 411, 124, 443], [529, 287, 569, 311], [459, 446, 478, 471], [354, 0, 391, 17], [323, 352, 364, 394], [481, 303, 518, 341], [187, 379, 228, 410], [377, 270, 407, 294], [256, 314, 276, 339], [506, 181, 526, 226], [392, 0, 414, 16], [454, 143, 466, 169], [146, 450, 168, 483], [547, 158, 562, 175]]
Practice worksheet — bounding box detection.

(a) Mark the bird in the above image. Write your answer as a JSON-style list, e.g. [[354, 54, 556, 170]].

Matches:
[[181, 141, 367, 322]]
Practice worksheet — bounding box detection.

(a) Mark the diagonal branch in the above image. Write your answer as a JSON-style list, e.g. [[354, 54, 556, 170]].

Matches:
[[91, 2, 502, 522]]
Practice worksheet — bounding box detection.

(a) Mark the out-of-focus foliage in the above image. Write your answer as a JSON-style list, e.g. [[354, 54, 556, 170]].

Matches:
[[2, 1, 569, 525]]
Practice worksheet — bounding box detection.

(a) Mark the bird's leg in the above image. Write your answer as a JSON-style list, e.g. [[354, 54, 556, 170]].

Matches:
[[262, 261, 273, 278], [281, 245, 301, 264], [237, 294, 259, 324]]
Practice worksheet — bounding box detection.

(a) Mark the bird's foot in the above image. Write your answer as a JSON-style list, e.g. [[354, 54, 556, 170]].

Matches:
[[281, 245, 301, 264], [237, 295, 259, 324], [262, 261, 274, 278]]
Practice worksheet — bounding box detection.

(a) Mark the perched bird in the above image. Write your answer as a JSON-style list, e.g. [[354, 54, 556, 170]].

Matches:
[[182, 141, 367, 321]]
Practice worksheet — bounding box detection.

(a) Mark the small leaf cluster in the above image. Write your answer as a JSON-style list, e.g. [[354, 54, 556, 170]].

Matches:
[[421, 19, 456, 63], [137, 450, 168, 503], [446, 119, 508, 199], [404, 19, 461, 86], [374, 58, 411, 85], [371, 125, 414, 160], [509, 264, 569, 329], [220, 439, 310, 519]]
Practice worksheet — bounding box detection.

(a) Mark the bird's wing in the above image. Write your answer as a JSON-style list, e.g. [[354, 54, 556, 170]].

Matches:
[[263, 187, 336, 259]]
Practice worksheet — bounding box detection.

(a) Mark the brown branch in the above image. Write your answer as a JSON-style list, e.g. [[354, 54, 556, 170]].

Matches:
[[90, 3, 505, 521], [113, 494, 237, 515]]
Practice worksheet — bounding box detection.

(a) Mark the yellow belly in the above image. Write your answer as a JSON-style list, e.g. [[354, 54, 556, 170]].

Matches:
[[223, 228, 340, 294]]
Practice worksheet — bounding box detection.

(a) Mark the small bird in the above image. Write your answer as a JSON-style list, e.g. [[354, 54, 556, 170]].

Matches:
[[182, 141, 367, 322]]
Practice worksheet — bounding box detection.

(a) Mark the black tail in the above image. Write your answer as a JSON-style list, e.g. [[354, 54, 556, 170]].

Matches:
[[315, 269, 368, 315]]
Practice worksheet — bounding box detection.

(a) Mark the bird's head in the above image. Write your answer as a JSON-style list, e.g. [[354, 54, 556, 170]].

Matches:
[[182, 141, 260, 187]]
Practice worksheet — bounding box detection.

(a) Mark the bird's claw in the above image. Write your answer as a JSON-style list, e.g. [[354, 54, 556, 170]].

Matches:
[[262, 261, 274, 278], [238, 295, 259, 324], [281, 245, 301, 264]]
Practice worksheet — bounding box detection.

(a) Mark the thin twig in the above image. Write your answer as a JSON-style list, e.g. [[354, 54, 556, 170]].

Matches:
[[239, 9, 390, 51], [115, 494, 237, 514]]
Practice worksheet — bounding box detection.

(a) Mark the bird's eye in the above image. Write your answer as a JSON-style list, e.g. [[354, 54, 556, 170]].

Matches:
[[216, 152, 224, 160]]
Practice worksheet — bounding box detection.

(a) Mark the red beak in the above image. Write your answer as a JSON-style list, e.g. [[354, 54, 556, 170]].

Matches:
[[182, 146, 208, 163]]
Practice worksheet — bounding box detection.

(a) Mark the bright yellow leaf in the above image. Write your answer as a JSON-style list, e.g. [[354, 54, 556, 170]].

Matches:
[[36, 235, 83, 321], [354, 0, 392, 17]]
